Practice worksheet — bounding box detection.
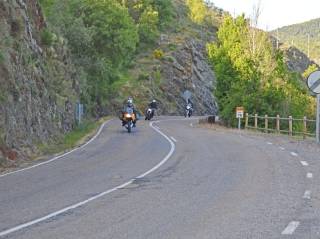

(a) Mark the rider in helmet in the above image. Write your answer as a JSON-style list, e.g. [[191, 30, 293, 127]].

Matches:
[[149, 99, 158, 110], [148, 99, 158, 118], [186, 98, 193, 114], [122, 97, 138, 127]]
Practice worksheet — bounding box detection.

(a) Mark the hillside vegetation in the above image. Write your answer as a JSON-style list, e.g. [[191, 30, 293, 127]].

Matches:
[[39, 0, 223, 115], [271, 18, 320, 64], [207, 15, 316, 126]]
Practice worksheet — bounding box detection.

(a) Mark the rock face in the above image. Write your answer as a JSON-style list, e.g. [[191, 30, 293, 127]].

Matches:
[[270, 37, 318, 74], [284, 46, 318, 73], [0, 0, 79, 166], [159, 39, 218, 116]]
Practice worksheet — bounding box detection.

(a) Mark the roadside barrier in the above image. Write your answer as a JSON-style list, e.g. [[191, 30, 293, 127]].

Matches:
[[245, 113, 316, 139]]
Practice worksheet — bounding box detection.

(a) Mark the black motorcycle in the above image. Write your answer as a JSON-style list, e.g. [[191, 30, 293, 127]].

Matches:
[[145, 108, 154, 120], [184, 104, 193, 118]]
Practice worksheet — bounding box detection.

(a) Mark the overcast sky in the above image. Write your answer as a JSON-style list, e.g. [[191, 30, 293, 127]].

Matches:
[[211, 0, 320, 30]]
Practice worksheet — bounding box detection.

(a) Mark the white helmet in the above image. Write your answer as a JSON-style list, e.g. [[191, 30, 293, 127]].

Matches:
[[127, 97, 133, 105]]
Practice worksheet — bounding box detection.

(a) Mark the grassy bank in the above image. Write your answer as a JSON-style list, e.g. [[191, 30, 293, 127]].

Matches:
[[38, 117, 110, 157]]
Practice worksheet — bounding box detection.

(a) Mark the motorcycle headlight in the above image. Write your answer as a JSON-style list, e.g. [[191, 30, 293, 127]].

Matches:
[[125, 114, 131, 118]]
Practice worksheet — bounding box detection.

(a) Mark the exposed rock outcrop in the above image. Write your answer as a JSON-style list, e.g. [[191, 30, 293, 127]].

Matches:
[[159, 39, 218, 116], [284, 46, 319, 73], [0, 0, 79, 166]]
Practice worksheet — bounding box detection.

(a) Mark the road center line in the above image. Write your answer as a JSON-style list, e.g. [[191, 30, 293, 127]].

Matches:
[[281, 221, 300, 235], [300, 161, 309, 166], [307, 173, 313, 178], [0, 121, 175, 237], [303, 190, 311, 199], [279, 146, 285, 150], [0, 120, 112, 179], [170, 136, 177, 143], [267, 142, 273, 145], [290, 152, 298, 157], [190, 123, 193, 127]]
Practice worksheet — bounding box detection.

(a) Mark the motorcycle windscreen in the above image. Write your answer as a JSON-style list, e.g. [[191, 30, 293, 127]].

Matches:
[[126, 107, 134, 114]]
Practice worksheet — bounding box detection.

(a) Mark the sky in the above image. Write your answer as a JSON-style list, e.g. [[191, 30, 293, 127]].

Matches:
[[210, 0, 320, 30]]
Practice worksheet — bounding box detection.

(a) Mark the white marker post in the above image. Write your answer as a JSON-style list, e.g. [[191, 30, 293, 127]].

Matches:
[[236, 107, 244, 130], [317, 95, 320, 143], [307, 71, 320, 143]]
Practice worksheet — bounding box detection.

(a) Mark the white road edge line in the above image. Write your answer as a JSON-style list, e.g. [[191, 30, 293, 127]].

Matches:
[[281, 221, 300, 235], [290, 152, 298, 157], [267, 142, 273, 145], [0, 120, 112, 179], [0, 121, 175, 237], [170, 136, 177, 143], [300, 161, 309, 166], [190, 123, 193, 127], [307, 173, 313, 179], [279, 146, 285, 150], [303, 190, 311, 199]]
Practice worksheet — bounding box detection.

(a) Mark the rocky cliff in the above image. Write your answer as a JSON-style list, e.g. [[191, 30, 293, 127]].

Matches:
[[111, 0, 219, 117], [284, 46, 318, 74], [110, 35, 218, 117], [270, 36, 318, 75], [0, 0, 79, 167], [159, 39, 218, 115]]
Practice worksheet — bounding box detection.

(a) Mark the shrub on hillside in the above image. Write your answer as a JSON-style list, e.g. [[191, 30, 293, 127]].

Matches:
[[41, 29, 55, 47], [153, 49, 164, 59]]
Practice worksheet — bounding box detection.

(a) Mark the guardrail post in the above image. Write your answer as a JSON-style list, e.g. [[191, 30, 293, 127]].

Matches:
[[254, 114, 258, 129], [303, 116, 307, 139], [276, 115, 280, 133], [245, 113, 248, 129], [265, 115, 268, 133], [289, 116, 293, 136]]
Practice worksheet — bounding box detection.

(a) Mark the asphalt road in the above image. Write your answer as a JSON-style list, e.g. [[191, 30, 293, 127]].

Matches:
[[0, 117, 319, 238]]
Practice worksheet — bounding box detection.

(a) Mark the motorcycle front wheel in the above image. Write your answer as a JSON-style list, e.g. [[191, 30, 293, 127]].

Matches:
[[127, 122, 132, 133]]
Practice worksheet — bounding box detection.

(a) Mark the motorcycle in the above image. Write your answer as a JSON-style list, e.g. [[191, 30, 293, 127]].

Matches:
[[122, 107, 136, 133], [184, 104, 193, 118], [145, 108, 154, 120]]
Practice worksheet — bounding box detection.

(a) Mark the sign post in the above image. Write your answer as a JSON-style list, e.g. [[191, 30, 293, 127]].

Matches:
[[307, 70, 320, 143], [76, 102, 84, 125], [317, 94, 320, 143], [236, 107, 244, 130]]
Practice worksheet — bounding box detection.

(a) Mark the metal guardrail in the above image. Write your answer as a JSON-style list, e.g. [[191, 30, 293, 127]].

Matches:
[[245, 113, 316, 139]]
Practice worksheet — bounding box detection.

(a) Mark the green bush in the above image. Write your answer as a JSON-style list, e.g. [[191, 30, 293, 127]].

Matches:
[[40, 29, 54, 46], [138, 72, 149, 81], [168, 43, 177, 51], [153, 69, 162, 85], [164, 55, 175, 63], [138, 6, 159, 44], [0, 50, 5, 63]]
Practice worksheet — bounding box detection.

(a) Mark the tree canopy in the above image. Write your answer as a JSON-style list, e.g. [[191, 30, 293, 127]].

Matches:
[[207, 15, 315, 126]]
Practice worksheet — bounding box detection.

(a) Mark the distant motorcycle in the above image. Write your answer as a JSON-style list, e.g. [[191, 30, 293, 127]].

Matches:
[[122, 107, 136, 133], [145, 108, 154, 120], [184, 104, 193, 118]]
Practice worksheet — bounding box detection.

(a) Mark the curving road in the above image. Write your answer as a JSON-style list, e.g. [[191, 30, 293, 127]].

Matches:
[[0, 117, 319, 238]]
